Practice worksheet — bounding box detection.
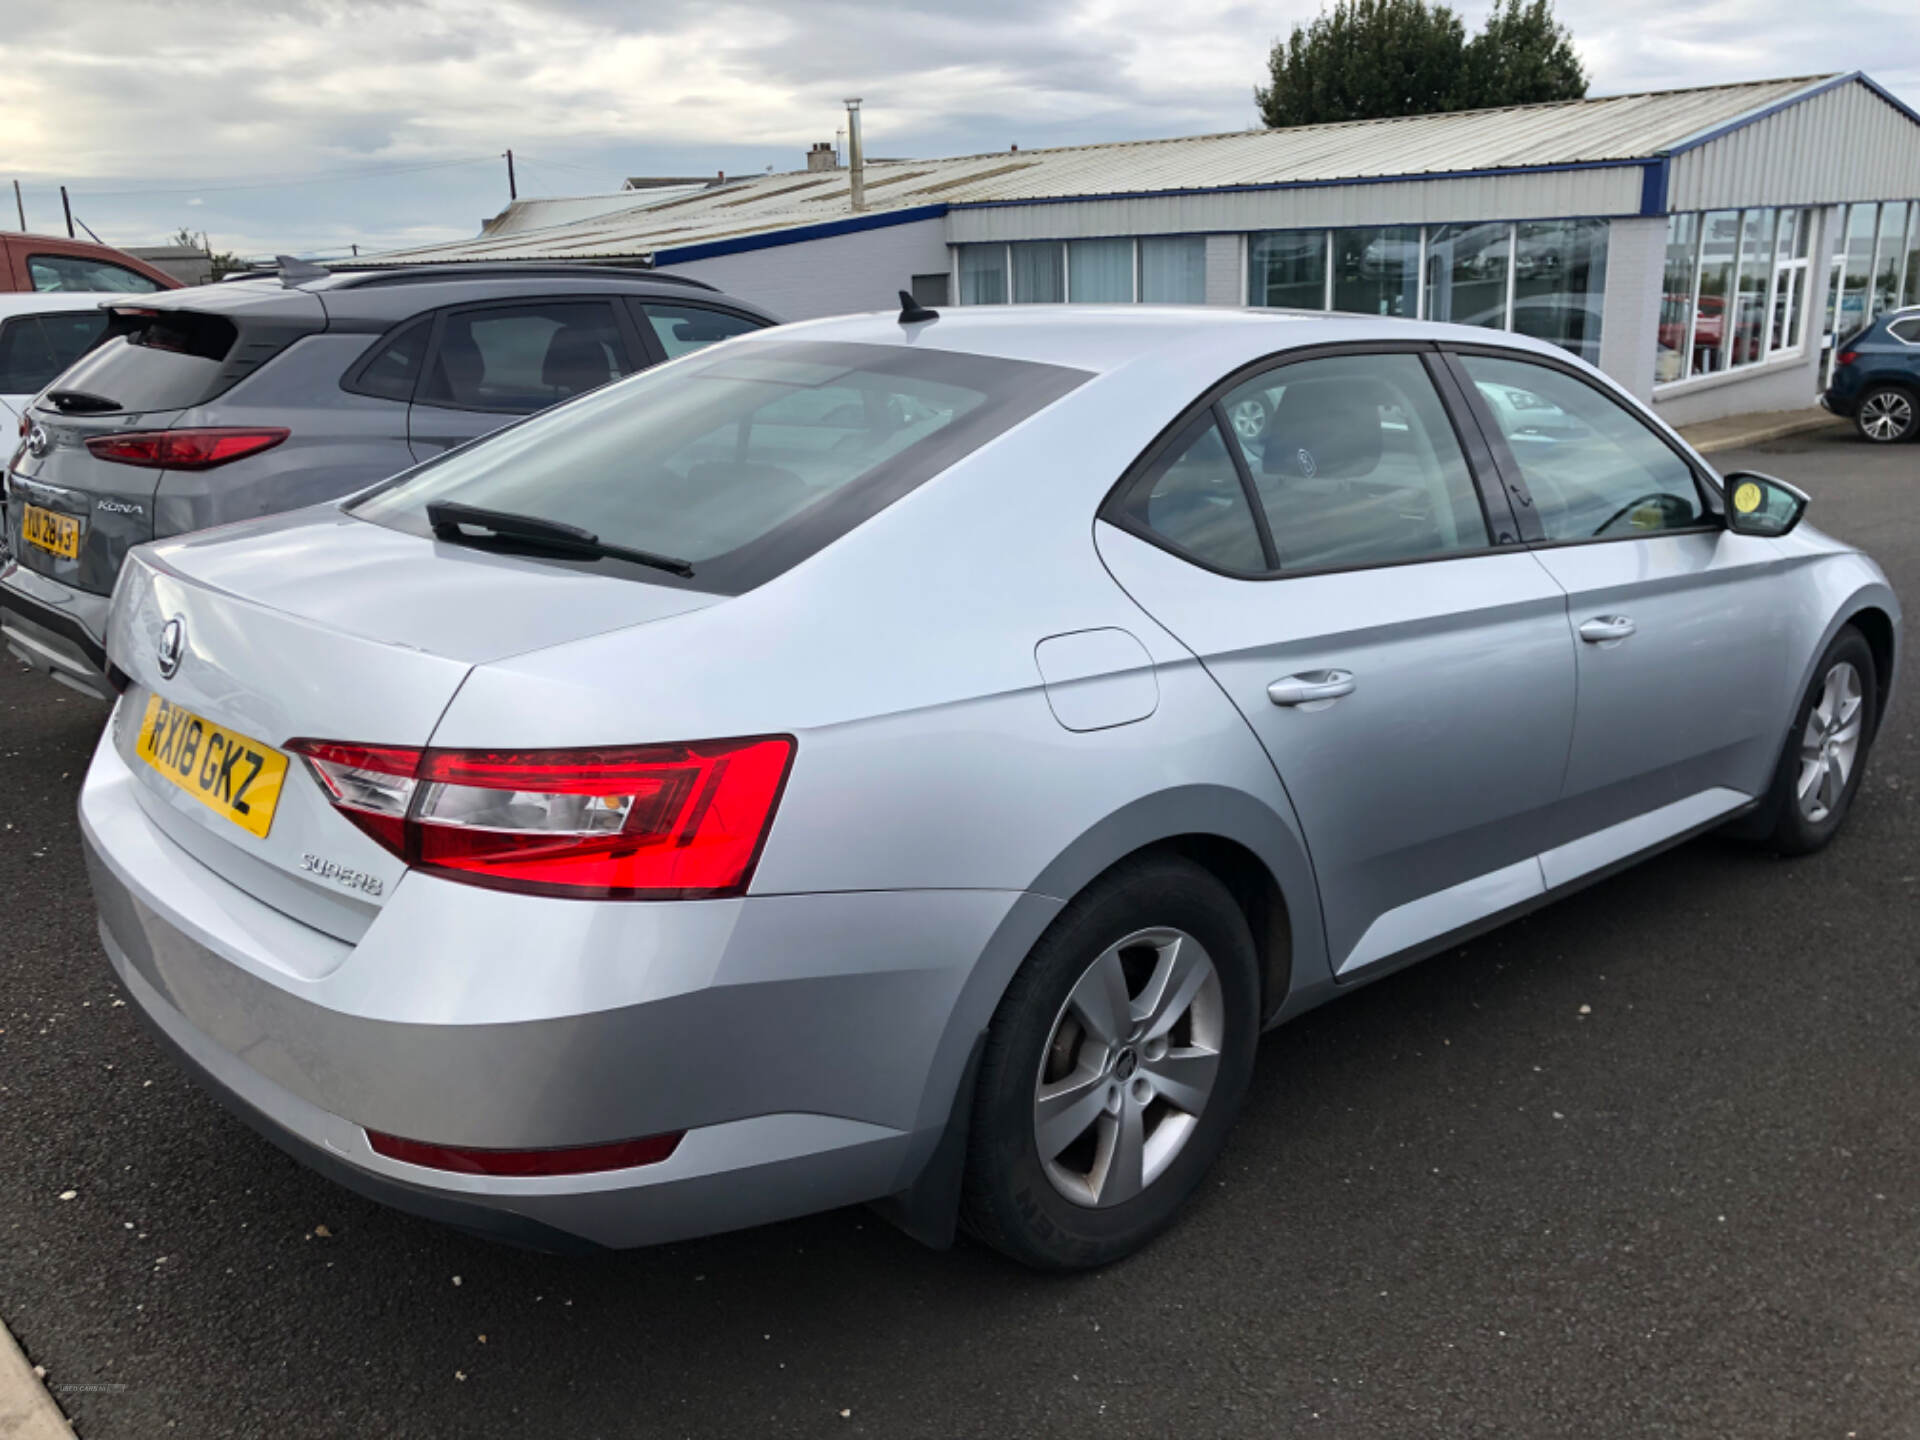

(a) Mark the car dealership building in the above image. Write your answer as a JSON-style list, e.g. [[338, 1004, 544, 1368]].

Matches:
[[370, 72, 1920, 426]]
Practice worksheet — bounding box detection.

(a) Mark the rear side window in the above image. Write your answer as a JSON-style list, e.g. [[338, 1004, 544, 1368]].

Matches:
[[0, 311, 110, 393], [1459, 353, 1706, 542], [352, 339, 1088, 594], [640, 303, 764, 360], [1220, 352, 1489, 571], [1113, 417, 1266, 573], [1890, 317, 1920, 344], [345, 317, 431, 402], [418, 301, 632, 414], [28, 254, 164, 293]]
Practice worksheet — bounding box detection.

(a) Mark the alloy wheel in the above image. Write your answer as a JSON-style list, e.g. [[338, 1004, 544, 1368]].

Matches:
[[1860, 390, 1914, 442], [1033, 927, 1223, 1208], [1797, 661, 1864, 823], [1227, 398, 1269, 441]]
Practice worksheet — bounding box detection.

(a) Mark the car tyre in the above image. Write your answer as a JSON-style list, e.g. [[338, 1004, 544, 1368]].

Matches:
[[1854, 385, 1917, 443], [1748, 626, 1879, 856], [960, 854, 1260, 1270]]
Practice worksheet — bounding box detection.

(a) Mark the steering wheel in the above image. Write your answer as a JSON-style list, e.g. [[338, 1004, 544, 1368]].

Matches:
[[1592, 490, 1693, 537]]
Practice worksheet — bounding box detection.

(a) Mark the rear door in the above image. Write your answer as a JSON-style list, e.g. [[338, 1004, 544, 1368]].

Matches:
[[1447, 348, 1794, 878], [1095, 345, 1578, 979], [405, 298, 643, 460]]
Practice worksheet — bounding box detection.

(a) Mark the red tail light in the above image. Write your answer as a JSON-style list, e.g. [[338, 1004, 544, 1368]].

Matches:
[[286, 735, 795, 899], [1836, 351, 1858, 366], [85, 427, 289, 470], [367, 1128, 683, 1176]]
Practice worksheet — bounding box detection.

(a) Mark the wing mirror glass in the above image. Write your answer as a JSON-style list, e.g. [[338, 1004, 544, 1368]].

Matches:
[[1723, 470, 1809, 537]]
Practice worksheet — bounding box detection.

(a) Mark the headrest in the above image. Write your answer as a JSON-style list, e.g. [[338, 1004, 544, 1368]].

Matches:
[[1264, 377, 1386, 479]]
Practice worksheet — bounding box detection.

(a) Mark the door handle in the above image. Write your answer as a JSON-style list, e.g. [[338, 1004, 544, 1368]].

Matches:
[[1578, 615, 1637, 643], [1268, 669, 1356, 707]]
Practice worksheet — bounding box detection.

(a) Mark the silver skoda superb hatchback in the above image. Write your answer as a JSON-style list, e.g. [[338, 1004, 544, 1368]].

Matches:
[[80, 303, 1899, 1269]]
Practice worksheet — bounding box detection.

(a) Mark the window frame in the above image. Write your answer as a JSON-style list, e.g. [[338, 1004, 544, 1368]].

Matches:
[[340, 314, 436, 403], [24, 252, 165, 294], [626, 298, 768, 364], [1439, 343, 1726, 551], [1098, 340, 1516, 583], [406, 296, 650, 416]]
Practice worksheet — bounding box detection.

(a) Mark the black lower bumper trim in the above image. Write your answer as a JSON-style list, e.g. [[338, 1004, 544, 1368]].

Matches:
[[0, 579, 108, 671]]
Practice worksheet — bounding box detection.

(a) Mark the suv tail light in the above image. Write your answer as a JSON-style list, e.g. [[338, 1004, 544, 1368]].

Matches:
[[85, 427, 289, 470], [1836, 350, 1859, 366], [286, 736, 794, 899]]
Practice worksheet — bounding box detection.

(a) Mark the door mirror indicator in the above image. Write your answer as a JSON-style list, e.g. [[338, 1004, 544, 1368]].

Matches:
[[1723, 471, 1809, 537]]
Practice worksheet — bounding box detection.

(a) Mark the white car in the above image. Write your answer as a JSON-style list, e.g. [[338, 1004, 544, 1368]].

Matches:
[[0, 291, 130, 422]]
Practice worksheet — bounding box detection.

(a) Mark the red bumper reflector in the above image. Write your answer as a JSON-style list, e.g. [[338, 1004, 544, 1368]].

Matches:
[[367, 1128, 685, 1176]]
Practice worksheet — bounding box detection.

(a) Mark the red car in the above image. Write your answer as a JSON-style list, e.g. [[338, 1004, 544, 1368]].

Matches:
[[0, 233, 178, 294]]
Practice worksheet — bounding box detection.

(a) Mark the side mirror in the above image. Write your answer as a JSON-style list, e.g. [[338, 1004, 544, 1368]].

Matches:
[[1723, 470, 1809, 537]]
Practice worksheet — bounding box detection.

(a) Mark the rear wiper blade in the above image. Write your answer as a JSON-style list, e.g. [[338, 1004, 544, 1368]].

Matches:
[[425, 500, 694, 578], [45, 389, 121, 415]]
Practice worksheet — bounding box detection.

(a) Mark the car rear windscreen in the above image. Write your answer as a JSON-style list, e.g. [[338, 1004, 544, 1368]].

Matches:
[[350, 339, 1090, 594], [40, 310, 241, 414]]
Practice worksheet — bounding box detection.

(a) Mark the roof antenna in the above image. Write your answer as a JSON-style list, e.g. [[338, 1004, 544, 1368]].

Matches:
[[276, 254, 330, 288], [898, 289, 938, 324]]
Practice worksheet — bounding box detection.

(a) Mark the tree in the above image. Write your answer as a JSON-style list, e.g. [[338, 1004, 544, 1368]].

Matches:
[[1256, 0, 1467, 129], [170, 224, 245, 280], [1256, 0, 1586, 129], [1461, 0, 1586, 109]]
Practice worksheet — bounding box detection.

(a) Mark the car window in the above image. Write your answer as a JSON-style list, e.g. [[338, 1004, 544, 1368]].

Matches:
[[641, 303, 763, 360], [0, 311, 111, 393], [351, 339, 1089, 594], [348, 317, 432, 402], [1889, 317, 1920, 344], [418, 301, 632, 414], [1219, 352, 1489, 570], [27, 254, 164, 293], [1458, 353, 1706, 541], [1114, 416, 1266, 573]]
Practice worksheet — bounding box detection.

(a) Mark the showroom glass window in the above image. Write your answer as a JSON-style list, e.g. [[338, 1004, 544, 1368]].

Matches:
[[1140, 237, 1207, 303], [1010, 242, 1065, 303], [1657, 214, 1701, 383], [1727, 210, 1772, 367], [1423, 223, 1511, 329], [1872, 202, 1910, 317], [1248, 230, 1328, 308], [958, 245, 1008, 305], [1690, 211, 1739, 377], [1068, 239, 1134, 302], [1332, 227, 1419, 317], [1838, 203, 1878, 339], [1511, 219, 1607, 365], [1769, 210, 1810, 355]]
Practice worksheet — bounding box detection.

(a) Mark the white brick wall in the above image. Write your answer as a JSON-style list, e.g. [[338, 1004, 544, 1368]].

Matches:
[[1204, 234, 1244, 306], [655, 218, 950, 323], [1598, 218, 1666, 401]]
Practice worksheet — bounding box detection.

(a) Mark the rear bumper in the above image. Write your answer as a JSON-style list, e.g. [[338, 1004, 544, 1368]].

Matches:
[[0, 563, 112, 698], [81, 721, 1033, 1249]]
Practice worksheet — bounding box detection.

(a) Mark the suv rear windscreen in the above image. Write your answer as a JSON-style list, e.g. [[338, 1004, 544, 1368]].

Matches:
[[351, 339, 1089, 594], [42, 310, 239, 414]]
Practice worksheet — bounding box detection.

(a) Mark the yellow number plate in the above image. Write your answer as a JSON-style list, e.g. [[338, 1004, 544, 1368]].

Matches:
[[134, 694, 288, 839], [21, 503, 82, 561]]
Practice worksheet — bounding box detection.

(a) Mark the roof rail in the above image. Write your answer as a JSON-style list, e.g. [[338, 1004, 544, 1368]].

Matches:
[[325, 262, 718, 292]]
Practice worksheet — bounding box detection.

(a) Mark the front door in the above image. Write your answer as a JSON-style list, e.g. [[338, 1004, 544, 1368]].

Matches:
[[1096, 348, 1577, 978], [1449, 349, 1795, 884]]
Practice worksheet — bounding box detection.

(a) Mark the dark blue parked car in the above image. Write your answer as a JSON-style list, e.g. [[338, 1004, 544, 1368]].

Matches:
[[1824, 307, 1920, 443]]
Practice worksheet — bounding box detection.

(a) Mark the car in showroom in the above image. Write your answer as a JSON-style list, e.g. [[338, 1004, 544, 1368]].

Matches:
[[1823, 305, 1920, 443], [78, 303, 1899, 1270], [1, 262, 776, 696], [0, 232, 177, 294]]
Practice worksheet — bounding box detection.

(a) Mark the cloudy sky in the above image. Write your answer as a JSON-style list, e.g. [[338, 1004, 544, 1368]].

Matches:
[[4, 0, 1917, 259]]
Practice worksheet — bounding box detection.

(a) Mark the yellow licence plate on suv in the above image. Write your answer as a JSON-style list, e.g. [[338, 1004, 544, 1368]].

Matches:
[[134, 695, 289, 839], [21, 503, 82, 560]]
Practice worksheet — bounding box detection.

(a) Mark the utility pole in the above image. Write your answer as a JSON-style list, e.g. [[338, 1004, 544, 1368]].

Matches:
[[60, 185, 74, 238], [504, 149, 517, 201], [12, 179, 24, 230]]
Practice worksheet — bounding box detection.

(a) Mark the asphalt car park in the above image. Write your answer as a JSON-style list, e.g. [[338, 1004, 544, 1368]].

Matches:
[[1, 423, 1915, 1437]]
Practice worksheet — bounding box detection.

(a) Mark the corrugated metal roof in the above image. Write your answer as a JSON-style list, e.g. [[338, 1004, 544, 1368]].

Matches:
[[362, 75, 1851, 266]]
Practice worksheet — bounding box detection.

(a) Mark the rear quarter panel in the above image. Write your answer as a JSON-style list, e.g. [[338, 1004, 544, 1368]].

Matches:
[[157, 334, 415, 536]]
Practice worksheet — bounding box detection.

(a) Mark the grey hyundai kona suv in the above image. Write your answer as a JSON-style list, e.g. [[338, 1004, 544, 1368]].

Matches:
[[78, 303, 1899, 1269], [1, 263, 775, 698]]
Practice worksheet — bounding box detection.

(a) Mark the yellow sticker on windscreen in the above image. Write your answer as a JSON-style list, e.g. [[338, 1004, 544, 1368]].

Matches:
[[1733, 481, 1763, 514]]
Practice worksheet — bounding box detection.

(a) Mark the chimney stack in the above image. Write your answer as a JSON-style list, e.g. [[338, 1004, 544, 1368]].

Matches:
[[845, 98, 865, 212], [806, 142, 839, 172]]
